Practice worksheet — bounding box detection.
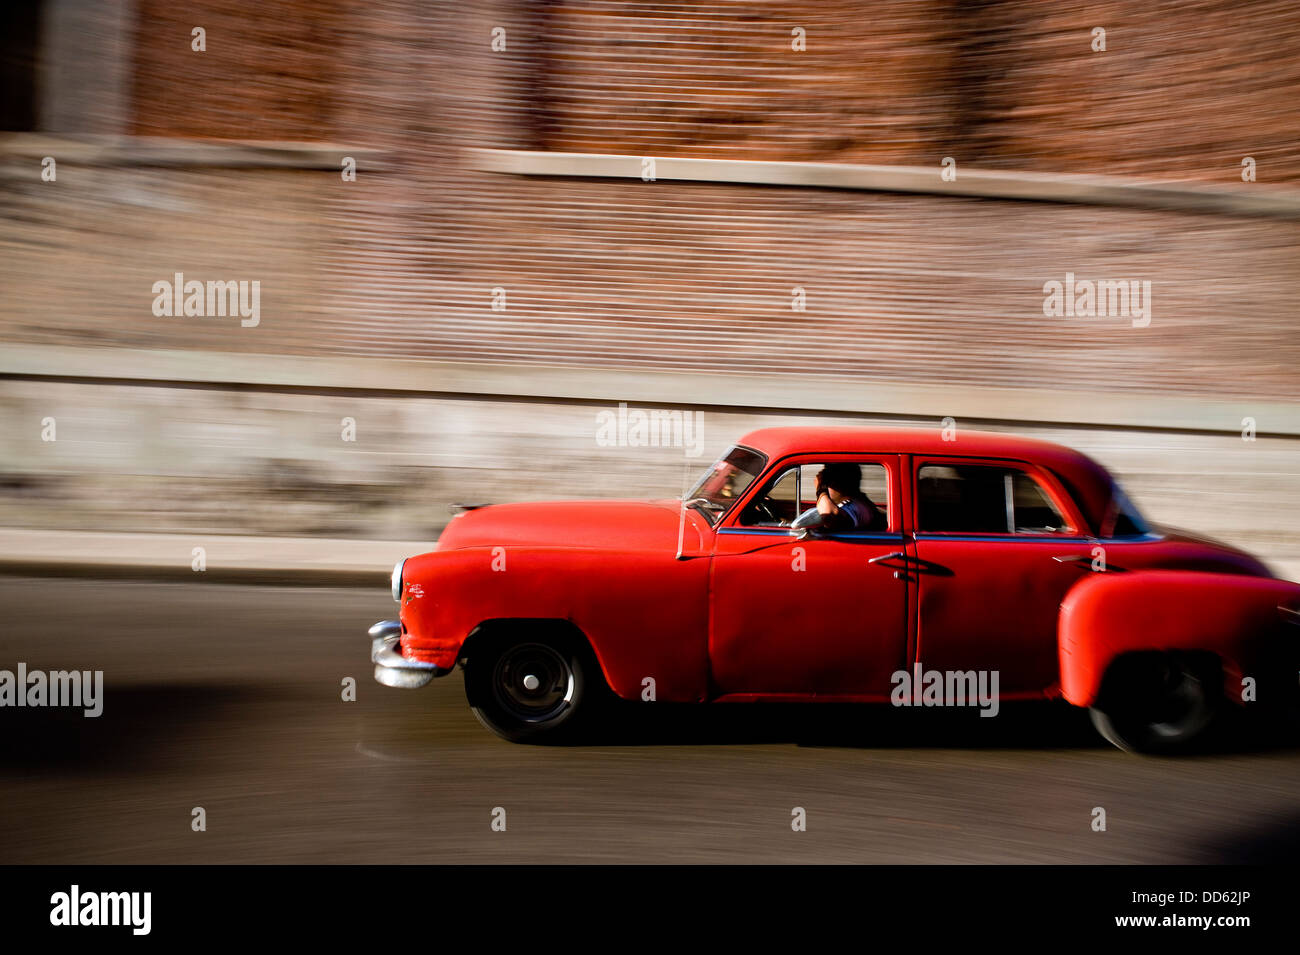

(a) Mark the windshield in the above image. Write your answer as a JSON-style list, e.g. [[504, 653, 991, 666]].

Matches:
[[684, 446, 767, 525]]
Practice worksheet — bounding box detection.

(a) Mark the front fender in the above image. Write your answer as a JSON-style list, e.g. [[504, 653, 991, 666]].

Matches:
[[1058, 570, 1300, 707], [398, 545, 711, 702]]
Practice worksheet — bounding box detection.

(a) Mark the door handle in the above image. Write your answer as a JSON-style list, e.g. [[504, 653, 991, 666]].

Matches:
[[868, 551, 926, 580], [869, 552, 953, 578], [868, 551, 909, 564], [868, 551, 914, 580], [1051, 554, 1127, 573]]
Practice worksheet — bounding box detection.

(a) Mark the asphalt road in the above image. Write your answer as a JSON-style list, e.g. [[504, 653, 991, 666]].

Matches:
[[1, 576, 1297, 864]]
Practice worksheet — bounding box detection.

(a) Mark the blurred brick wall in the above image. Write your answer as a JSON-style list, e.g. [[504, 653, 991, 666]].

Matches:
[[325, 171, 1300, 400], [522, 0, 1300, 181], [125, 0, 1300, 183], [128, 0, 351, 140], [0, 163, 329, 356], [316, 0, 1300, 401], [3, 0, 1299, 405]]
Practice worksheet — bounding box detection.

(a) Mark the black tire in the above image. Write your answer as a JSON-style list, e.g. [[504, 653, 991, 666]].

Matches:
[[464, 630, 600, 743], [1089, 652, 1221, 755]]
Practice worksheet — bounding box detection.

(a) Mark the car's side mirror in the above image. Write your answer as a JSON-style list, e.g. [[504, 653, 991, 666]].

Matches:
[[790, 507, 826, 540]]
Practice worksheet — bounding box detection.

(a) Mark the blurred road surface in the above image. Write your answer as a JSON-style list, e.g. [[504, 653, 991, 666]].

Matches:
[[1, 577, 1297, 864]]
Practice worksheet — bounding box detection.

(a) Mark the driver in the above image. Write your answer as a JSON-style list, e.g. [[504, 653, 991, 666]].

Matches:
[[815, 463, 882, 532]]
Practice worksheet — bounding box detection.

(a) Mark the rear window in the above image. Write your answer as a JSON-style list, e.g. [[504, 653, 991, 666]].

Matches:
[[1106, 483, 1151, 537], [918, 464, 1070, 534]]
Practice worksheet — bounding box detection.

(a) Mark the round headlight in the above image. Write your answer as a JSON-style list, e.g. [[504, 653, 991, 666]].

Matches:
[[391, 558, 406, 602]]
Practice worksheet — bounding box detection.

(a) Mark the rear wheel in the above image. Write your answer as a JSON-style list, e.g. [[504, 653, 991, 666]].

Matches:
[[465, 631, 600, 743], [1089, 652, 1221, 754]]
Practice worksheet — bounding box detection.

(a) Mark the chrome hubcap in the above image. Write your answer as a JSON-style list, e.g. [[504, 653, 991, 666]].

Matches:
[[493, 644, 574, 722], [1149, 663, 1207, 737]]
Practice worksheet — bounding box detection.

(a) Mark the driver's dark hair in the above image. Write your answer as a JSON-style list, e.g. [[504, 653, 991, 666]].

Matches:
[[819, 462, 862, 495]]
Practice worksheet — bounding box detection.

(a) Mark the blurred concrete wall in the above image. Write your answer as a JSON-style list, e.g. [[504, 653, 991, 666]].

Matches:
[[1, 379, 1298, 560]]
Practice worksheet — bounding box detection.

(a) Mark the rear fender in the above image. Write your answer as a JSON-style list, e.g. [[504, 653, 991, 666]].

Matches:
[[1058, 570, 1300, 707]]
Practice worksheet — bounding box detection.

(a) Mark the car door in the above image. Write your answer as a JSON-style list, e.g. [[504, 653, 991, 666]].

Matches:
[[708, 454, 909, 699], [909, 456, 1095, 697]]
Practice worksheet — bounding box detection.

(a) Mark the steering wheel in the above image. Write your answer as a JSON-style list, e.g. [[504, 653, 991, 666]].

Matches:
[[749, 498, 785, 525]]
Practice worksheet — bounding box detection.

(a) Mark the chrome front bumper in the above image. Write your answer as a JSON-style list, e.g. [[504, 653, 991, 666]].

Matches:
[[369, 620, 451, 689]]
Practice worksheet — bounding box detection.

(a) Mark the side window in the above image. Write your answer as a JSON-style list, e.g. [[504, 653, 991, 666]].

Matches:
[[917, 464, 1070, 534], [741, 462, 890, 530], [740, 467, 799, 526]]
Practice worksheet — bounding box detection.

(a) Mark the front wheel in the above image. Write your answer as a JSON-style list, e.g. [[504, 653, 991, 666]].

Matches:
[[465, 635, 597, 743], [1089, 652, 1221, 755]]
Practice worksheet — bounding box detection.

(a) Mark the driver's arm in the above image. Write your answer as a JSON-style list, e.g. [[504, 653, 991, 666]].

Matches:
[[815, 491, 851, 531]]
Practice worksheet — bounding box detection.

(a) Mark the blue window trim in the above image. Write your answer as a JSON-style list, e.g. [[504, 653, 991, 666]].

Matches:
[[913, 533, 1092, 544], [718, 527, 904, 542], [913, 532, 1166, 544], [719, 528, 1165, 544]]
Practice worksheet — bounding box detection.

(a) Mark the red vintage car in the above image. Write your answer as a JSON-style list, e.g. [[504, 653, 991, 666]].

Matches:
[[370, 427, 1300, 752]]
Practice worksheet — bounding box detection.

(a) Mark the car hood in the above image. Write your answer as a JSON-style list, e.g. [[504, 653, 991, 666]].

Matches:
[[435, 499, 705, 553]]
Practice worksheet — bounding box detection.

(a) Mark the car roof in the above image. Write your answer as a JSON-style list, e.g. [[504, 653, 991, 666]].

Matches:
[[733, 426, 1116, 533], [738, 426, 1074, 461]]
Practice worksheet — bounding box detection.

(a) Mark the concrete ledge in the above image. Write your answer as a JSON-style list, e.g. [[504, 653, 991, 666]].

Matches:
[[0, 529, 417, 588], [471, 148, 1300, 220], [0, 134, 389, 170], [0, 560, 388, 588], [2, 343, 1297, 436]]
